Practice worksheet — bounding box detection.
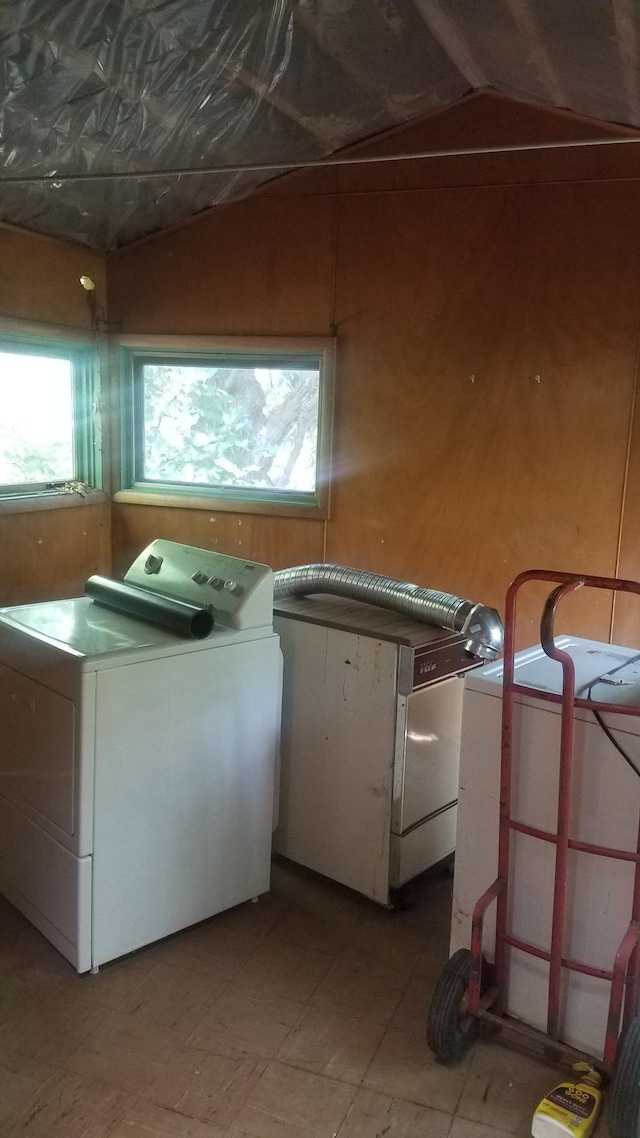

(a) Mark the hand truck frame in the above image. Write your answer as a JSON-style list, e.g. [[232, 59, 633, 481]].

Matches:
[[428, 570, 640, 1137]]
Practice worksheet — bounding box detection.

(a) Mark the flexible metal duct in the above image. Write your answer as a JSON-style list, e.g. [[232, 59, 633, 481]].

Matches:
[[273, 564, 504, 660]]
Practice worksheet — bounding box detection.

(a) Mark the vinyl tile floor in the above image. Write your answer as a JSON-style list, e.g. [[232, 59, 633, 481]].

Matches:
[[0, 860, 606, 1138]]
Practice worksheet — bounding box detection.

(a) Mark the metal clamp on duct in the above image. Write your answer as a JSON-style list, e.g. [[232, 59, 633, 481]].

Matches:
[[85, 575, 214, 640], [273, 564, 504, 661]]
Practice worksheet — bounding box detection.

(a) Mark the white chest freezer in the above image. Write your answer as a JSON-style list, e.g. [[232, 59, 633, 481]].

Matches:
[[452, 637, 640, 1057]]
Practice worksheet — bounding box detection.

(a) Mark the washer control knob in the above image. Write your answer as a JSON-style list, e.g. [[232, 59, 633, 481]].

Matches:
[[191, 571, 207, 585], [144, 554, 163, 575], [224, 579, 243, 596], [208, 576, 223, 589]]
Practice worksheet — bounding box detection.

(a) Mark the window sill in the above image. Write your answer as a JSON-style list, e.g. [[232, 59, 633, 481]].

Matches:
[[114, 488, 329, 520], [0, 489, 109, 516]]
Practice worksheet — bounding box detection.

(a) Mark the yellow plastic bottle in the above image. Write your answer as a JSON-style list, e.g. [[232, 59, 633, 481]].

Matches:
[[531, 1063, 603, 1138]]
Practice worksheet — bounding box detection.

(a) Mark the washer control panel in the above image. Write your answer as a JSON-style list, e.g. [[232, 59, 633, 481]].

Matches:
[[126, 540, 274, 630]]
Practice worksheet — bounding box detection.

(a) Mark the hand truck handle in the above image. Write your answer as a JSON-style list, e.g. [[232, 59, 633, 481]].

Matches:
[[504, 571, 640, 685]]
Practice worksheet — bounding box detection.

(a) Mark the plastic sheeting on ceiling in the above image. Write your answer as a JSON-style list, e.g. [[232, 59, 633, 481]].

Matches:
[[0, 0, 638, 250]]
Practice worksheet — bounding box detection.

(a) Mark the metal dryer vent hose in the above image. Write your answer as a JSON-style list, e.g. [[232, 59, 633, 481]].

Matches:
[[273, 564, 504, 661]]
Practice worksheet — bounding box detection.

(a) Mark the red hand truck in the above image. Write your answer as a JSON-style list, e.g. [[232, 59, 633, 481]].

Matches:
[[427, 571, 640, 1138]]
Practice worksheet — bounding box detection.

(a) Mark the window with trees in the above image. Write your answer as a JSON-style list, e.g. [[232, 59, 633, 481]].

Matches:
[[118, 338, 334, 516], [0, 337, 99, 499]]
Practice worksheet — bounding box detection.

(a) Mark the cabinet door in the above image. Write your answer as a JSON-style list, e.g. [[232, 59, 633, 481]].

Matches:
[[396, 676, 464, 834], [274, 618, 397, 905], [0, 663, 75, 834]]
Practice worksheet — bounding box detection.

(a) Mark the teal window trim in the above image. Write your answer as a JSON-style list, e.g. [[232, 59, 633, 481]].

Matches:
[[118, 343, 334, 517], [0, 334, 101, 500]]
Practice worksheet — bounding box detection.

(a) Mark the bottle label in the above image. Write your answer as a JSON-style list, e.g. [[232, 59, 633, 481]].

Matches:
[[546, 1086, 597, 1120]]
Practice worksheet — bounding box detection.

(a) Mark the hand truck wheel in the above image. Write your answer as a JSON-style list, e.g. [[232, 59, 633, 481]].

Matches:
[[427, 948, 477, 1063], [610, 1017, 640, 1138]]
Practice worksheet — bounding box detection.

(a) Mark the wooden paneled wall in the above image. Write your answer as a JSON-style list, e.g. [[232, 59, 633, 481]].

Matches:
[[107, 92, 640, 646], [111, 505, 324, 579], [0, 225, 106, 328], [0, 226, 111, 604], [0, 504, 110, 607]]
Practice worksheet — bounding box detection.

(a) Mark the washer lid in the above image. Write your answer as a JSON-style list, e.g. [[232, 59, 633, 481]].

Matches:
[[467, 636, 640, 708], [0, 596, 251, 665]]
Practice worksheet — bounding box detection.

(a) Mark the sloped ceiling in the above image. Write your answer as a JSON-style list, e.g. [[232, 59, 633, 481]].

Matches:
[[1, 0, 639, 250]]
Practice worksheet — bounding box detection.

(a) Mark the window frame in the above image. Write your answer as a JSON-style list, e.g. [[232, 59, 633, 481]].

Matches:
[[0, 330, 101, 502], [115, 334, 335, 518]]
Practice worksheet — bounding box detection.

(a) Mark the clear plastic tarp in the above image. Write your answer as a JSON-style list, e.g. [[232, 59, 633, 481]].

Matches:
[[0, 0, 465, 248], [0, 0, 637, 250]]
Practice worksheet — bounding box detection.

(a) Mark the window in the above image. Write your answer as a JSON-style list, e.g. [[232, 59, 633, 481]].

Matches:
[[0, 337, 100, 499], [117, 337, 334, 516]]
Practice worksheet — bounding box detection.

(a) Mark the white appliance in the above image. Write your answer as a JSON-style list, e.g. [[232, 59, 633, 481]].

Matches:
[[0, 540, 282, 973], [274, 595, 481, 906], [452, 637, 640, 1057]]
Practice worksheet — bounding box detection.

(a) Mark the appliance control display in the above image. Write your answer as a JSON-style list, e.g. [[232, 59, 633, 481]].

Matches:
[[412, 642, 480, 689], [125, 540, 274, 630]]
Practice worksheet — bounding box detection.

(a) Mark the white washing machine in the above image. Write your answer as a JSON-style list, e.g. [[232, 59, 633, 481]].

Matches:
[[452, 637, 640, 1057], [0, 540, 282, 973]]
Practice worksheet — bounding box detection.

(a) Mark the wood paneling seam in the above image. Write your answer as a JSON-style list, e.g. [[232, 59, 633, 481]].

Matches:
[[611, 319, 640, 641], [326, 193, 339, 563], [329, 194, 339, 335], [247, 173, 640, 203]]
